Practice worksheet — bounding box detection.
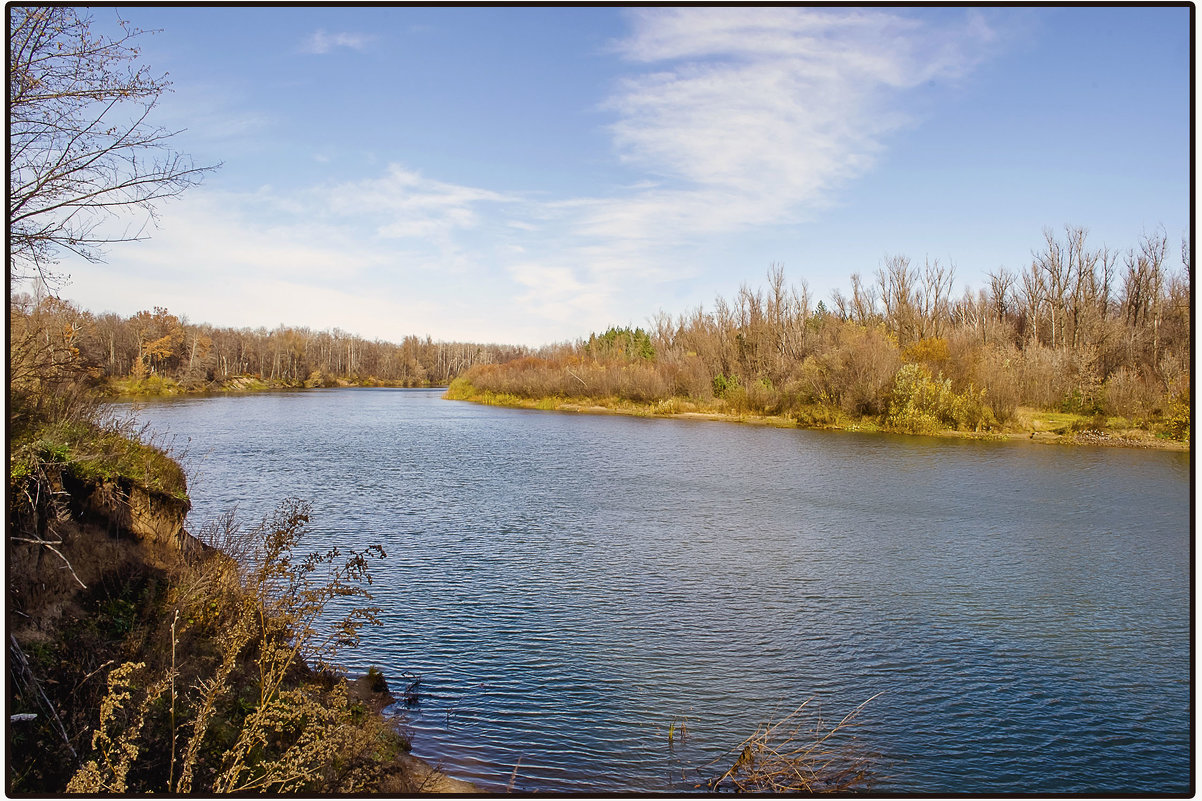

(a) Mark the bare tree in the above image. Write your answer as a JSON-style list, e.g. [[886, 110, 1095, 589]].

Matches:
[[987, 267, 1016, 323], [1018, 260, 1046, 345], [848, 272, 878, 327], [1120, 229, 1169, 365], [8, 6, 216, 285], [1033, 228, 1071, 347], [952, 286, 991, 345], [876, 254, 918, 343], [918, 257, 955, 339]]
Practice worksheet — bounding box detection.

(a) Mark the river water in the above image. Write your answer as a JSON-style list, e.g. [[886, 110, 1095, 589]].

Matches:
[[126, 388, 1191, 793]]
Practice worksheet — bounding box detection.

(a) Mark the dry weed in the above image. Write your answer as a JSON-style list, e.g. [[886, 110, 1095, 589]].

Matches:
[[705, 694, 881, 793]]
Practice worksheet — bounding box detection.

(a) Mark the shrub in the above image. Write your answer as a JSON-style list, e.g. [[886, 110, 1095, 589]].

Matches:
[[712, 373, 741, 398], [1161, 387, 1190, 442], [1102, 367, 1159, 419], [659, 356, 713, 400], [886, 364, 994, 434], [820, 324, 900, 417], [705, 695, 879, 793], [792, 404, 839, 428], [1016, 346, 1076, 409], [900, 336, 950, 366], [9, 297, 106, 438], [780, 358, 828, 408], [885, 364, 943, 433], [972, 345, 1021, 423], [1059, 388, 1104, 416]]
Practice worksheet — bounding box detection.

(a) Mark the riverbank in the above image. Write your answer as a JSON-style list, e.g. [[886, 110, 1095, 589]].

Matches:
[[104, 373, 436, 397], [7, 414, 479, 793], [105, 375, 1187, 452], [443, 382, 1189, 451]]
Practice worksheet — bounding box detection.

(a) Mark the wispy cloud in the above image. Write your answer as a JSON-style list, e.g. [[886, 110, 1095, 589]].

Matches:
[[606, 7, 994, 221], [508, 263, 609, 327], [322, 165, 514, 242], [153, 81, 274, 150], [301, 29, 375, 55], [58, 169, 551, 342]]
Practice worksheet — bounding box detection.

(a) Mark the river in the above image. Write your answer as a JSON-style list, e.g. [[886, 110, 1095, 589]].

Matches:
[[125, 388, 1191, 793]]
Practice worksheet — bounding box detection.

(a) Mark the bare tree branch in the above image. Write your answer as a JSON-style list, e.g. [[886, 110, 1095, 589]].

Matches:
[[8, 7, 218, 287]]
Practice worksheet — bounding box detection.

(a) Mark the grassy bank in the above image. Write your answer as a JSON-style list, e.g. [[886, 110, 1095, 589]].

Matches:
[[444, 376, 1188, 450], [104, 373, 437, 398]]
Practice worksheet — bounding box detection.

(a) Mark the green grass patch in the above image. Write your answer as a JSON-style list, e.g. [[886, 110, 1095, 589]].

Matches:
[[13, 420, 188, 500], [107, 375, 185, 397], [1018, 408, 1090, 434]]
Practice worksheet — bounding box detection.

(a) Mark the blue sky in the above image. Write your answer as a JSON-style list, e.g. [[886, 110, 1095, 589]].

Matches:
[[54, 6, 1191, 346]]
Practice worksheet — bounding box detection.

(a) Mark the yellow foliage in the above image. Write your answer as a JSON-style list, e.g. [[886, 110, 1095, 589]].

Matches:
[[901, 336, 950, 365]]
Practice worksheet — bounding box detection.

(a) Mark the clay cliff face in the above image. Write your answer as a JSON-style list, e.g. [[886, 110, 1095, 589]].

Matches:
[[66, 473, 198, 556], [10, 465, 200, 648]]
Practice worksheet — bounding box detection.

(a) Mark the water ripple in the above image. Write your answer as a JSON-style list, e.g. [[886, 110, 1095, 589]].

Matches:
[[131, 389, 1191, 794]]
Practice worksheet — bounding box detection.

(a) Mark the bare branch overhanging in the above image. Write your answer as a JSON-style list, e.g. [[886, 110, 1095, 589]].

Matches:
[[8, 6, 218, 287]]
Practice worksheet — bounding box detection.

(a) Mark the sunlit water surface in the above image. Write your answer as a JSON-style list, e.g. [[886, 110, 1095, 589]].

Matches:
[[128, 389, 1191, 793]]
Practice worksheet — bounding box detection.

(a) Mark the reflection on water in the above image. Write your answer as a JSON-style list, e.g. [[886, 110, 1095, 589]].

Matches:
[[130, 389, 1191, 793]]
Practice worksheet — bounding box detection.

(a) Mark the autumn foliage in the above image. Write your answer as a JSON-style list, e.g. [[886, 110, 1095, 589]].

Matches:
[[456, 227, 1190, 440], [8, 294, 529, 393]]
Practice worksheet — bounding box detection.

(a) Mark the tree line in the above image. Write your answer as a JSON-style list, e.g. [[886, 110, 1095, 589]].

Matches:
[[454, 226, 1190, 438], [9, 294, 531, 393], [9, 224, 1190, 434]]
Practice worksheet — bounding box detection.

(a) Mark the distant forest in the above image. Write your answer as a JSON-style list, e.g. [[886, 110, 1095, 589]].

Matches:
[[10, 296, 530, 392]]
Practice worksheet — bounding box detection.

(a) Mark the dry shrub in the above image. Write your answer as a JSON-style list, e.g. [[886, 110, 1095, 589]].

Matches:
[[461, 354, 677, 404], [658, 356, 713, 399], [594, 362, 671, 403], [1016, 346, 1080, 409], [1156, 350, 1191, 396], [706, 695, 880, 793], [10, 295, 106, 438], [970, 343, 1021, 423], [465, 358, 570, 399], [780, 357, 828, 408], [940, 328, 985, 388], [819, 323, 900, 416], [65, 500, 407, 795], [1103, 367, 1160, 418]]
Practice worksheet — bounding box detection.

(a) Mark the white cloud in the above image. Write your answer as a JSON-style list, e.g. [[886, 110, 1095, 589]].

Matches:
[[301, 29, 375, 55], [606, 7, 994, 220], [322, 164, 515, 242], [57, 171, 563, 344], [508, 263, 609, 325]]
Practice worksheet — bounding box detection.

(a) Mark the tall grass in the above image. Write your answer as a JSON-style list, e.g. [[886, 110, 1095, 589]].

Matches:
[[62, 500, 421, 794]]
